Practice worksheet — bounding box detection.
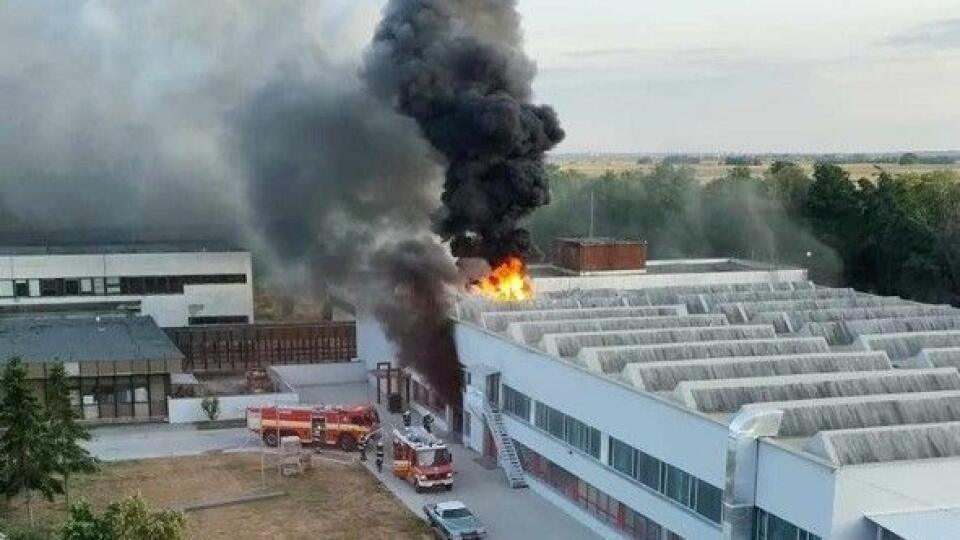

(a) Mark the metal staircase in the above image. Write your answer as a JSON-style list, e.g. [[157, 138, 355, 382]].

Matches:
[[480, 400, 528, 489]]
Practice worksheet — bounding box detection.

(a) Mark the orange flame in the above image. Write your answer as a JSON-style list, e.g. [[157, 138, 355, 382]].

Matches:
[[471, 256, 534, 302]]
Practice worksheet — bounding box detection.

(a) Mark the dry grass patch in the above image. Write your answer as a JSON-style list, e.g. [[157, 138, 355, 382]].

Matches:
[[2, 453, 432, 540]]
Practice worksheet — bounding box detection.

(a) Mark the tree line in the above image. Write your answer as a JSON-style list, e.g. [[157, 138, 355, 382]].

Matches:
[[526, 162, 960, 305], [0, 358, 185, 539]]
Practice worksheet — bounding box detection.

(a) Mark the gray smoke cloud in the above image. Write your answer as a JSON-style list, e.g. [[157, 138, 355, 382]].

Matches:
[[0, 0, 556, 402]]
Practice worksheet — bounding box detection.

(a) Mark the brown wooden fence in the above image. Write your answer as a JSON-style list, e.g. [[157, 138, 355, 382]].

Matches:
[[165, 321, 356, 372]]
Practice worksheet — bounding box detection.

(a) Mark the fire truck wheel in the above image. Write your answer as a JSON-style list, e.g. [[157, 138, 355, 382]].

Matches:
[[414, 481, 424, 494], [338, 434, 357, 452], [263, 432, 279, 447], [444, 484, 453, 491]]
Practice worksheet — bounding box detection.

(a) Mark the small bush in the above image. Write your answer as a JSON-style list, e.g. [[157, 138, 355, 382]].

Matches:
[[200, 396, 220, 422]]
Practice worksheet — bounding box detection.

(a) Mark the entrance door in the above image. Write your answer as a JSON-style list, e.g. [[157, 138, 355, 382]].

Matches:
[[486, 372, 501, 407]]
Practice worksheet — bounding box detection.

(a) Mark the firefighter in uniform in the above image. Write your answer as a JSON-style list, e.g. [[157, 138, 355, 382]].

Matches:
[[402, 409, 412, 427], [375, 441, 384, 473], [358, 437, 367, 462], [422, 413, 433, 434]]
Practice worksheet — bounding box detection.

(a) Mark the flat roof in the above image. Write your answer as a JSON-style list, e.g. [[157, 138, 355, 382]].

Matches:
[[0, 242, 244, 256], [454, 274, 960, 467], [0, 315, 183, 363], [868, 508, 960, 540]]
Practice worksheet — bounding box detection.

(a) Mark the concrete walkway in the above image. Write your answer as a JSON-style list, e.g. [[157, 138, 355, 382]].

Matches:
[[85, 423, 250, 461]]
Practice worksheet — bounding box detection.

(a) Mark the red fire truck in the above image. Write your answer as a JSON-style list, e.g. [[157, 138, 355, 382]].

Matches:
[[247, 404, 380, 451], [391, 426, 454, 492]]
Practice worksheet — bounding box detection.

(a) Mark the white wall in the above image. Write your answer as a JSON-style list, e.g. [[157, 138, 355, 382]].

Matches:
[[356, 312, 397, 370], [831, 458, 960, 540], [270, 362, 367, 389], [455, 322, 731, 537], [167, 392, 299, 423], [755, 441, 837, 538], [0, 250, 254, 327]]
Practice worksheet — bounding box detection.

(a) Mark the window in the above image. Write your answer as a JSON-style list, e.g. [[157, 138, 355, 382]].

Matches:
[[514, 440, 682, 540], [188, 315, 249, 325], [14, 280, 29, 297], [608, 436, 722, 523], [64, 279, 80, 296], [502, 385, 531, 421], [463, 411, 471, 437], [106, 276, 121, 295], [93, 277, 105, 295], [696, 481, 723, 523], [80, 278, 93, 294], [609, 437, 636, 477], [0, 280, 12, 297], [534, 403, 600, 459], [754, 509, 821, 540], [40, 278, 63, 296]]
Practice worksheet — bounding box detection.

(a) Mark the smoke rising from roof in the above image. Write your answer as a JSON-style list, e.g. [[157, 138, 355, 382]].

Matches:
[[0, 1, 557, 402], [365, 0, 565, 264]]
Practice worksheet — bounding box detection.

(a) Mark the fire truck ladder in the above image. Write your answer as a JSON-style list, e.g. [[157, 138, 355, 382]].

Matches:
[[481, 400, 528, 489]]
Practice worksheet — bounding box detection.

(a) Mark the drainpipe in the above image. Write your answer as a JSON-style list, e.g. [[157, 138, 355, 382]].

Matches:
[[722, 409, 783, 540]]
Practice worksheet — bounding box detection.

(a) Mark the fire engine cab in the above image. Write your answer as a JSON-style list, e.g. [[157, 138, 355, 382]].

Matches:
[[391, 426, 454, 492], [247, 404, 379, 451]]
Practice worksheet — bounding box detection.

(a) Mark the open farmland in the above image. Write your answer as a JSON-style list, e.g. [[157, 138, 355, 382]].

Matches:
[[0, 453, 432, 540], [550, 156, 960, 183]]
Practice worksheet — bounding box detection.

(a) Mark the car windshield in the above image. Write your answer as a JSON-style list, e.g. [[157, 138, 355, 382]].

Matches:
[[441, 508, 472, 519]]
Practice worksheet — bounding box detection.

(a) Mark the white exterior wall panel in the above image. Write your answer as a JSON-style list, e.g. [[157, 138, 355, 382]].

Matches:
[[0, 250, 253, 327], [506, 415, 723, 540], [456, 322, 729, 486], [831, 458, 960, 540], [755, 441, 836, 538]]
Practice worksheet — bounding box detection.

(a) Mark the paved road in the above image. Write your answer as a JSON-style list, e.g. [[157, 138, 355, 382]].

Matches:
[[293, 382, 599, 540], [85, 423, 251, 461]]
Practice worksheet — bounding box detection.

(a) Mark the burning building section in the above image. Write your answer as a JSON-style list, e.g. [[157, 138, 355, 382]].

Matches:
[[363, 0, 563, 400]]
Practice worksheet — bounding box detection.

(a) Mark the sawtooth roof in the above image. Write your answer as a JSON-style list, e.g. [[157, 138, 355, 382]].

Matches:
[[455, 278, 960, 467]]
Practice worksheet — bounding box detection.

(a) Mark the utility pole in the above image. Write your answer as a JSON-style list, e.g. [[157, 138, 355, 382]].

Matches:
[[589, 190, 595, 238]]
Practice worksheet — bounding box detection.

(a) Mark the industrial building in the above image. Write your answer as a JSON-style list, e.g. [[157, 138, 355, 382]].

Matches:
[[358, 241, 960, 540], [0, 243, 254, 327], [0, 315, 183, 422]]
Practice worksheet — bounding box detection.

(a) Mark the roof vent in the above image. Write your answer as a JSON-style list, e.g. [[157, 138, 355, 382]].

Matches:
[[552, 238, 647, 275]]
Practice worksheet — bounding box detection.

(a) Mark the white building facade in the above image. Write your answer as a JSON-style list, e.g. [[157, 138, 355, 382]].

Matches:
[[0, 244, 254, 327], [359, 258, 960, 540]]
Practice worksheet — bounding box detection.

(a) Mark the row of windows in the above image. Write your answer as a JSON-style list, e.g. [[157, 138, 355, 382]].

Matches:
[[502, 384, 531, 420], [501, 385, 722, 524], [187, 315, 250, 326], [609, 437, 723, 523], [754, 510, 821, 540], [0, 274, 247, 298], [514, 440, 682, 540], [534, 402, 602, 459]]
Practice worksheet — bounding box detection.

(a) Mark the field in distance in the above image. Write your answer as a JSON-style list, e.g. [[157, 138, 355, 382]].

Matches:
[[0, 453, 432, 540], [551, 156, 960, 183]]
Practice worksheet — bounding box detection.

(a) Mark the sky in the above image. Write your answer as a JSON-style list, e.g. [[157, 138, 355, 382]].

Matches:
[[511, 0, 960, 153]]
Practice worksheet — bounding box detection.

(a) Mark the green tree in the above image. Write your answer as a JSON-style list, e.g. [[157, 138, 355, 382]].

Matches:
[[898, 152, 919, 165], [60, 500, 115, 540], [0, 358, 62, 525], [45, 363, 98, 507], [104, 495, 186, 540], [61, 495, 187, 540]]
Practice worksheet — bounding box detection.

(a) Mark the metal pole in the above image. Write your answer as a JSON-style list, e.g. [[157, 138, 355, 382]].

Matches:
[[589, 191, 595, 238]]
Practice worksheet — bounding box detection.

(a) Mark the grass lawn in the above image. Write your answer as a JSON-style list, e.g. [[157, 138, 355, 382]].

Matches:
[[0, 452, 432, 540]]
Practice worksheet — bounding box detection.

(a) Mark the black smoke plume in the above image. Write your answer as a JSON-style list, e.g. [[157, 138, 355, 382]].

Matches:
[[0, 1, 558, 406], [365, 0, 565, 265]]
